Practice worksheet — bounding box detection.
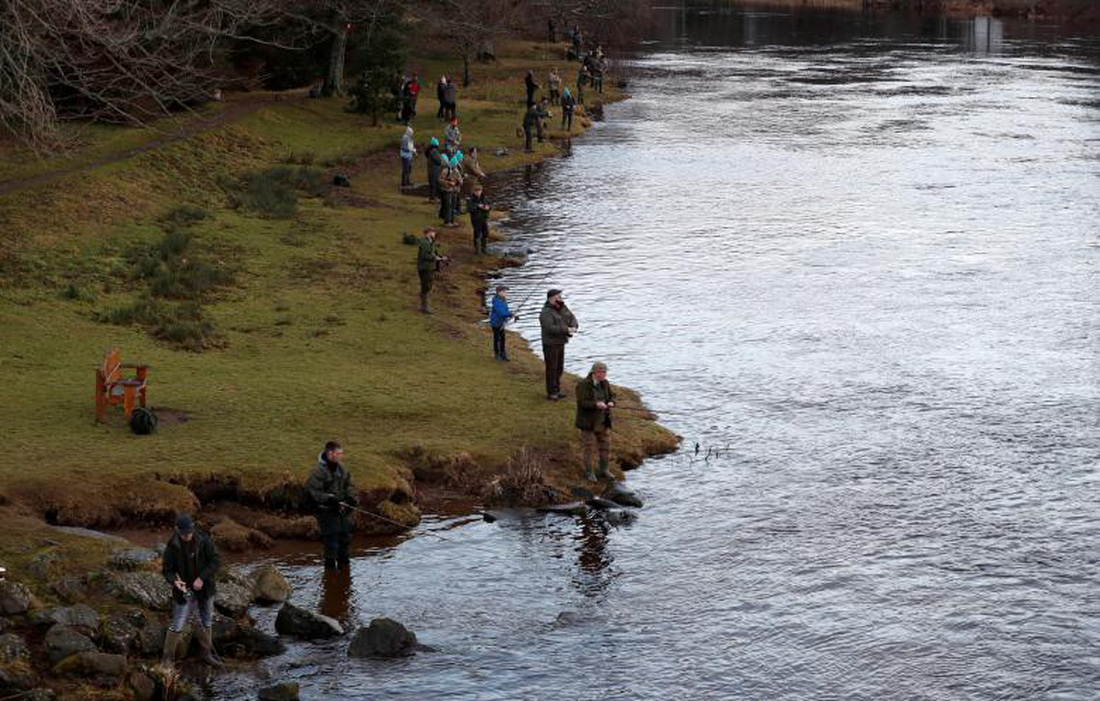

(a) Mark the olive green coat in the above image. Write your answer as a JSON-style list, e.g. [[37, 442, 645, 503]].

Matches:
[[417, 237, 440, 272], [575, 375, 615, 431]]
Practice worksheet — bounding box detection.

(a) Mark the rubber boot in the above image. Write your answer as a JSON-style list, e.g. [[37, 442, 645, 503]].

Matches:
[[196, 625, 225, 668], [597, 457, 612, 481], [584, 463, 597, 483], [161, 629, 181, 665], [419, 293, 432, 315], [324, 558, 338, 570]]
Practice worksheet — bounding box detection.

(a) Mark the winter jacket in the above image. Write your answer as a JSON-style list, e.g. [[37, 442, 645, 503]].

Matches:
[[162, 529, 220, 605], [575, 374, 615, 431], [489, 294, 512, 329], [401, 133, 416, 159], [417, 237, 441, 272], [468, 192, 490, 226], [305, 453, 357, 512], [539, 301, 577, 346]]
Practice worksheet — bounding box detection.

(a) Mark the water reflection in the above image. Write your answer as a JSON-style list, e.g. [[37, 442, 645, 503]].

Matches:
[[573, 515, 613, 599], [318, 567, 353, 626]]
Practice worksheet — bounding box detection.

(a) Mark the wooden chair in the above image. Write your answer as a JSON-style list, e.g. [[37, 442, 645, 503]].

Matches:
[[95, 348, 150, 423]]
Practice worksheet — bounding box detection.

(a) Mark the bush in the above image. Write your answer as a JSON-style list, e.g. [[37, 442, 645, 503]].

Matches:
[[61, 282, 96, 302], [226, 166, 329, 219], [159, 204, 208, 228]]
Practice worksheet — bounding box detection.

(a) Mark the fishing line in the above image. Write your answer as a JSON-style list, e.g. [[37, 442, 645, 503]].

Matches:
[[339, 502, 508, 558]]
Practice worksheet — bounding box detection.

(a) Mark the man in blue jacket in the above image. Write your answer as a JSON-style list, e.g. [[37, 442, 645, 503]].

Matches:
[[489, 285, 516, 361]]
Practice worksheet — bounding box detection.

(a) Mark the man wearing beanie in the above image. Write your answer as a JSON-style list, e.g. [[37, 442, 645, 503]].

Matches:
[[306, 440, 359, 569], [575, 361, 616, 482], [161, 513, 223, 668]]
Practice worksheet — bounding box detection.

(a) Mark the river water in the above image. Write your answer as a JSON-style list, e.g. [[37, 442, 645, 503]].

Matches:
[[214, 4, 1100, 700]]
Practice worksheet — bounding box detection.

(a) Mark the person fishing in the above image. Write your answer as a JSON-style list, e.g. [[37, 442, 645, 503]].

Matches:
[[489, 284, 517, 361], [416, 226, 447, 314], [426, 137, 443, 203], [306, 441, 358, 570], [548, 67, 562, 106], [576, 361, 616, 482], [161, 513, 223, 668], [539, 288, 578, 400], [561, 87, 576, 131], [525, 69, 540, 107], [468, 182, 491, 254], [439, 154, 462, 228]]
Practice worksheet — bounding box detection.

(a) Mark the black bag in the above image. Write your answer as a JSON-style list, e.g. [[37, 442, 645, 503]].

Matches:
[[129, 407, 158, 435], [332, 174, 351, 188]]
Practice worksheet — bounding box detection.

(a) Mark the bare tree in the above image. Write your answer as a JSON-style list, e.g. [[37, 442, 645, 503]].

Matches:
[[0, 0, 282, 152], [414, 0, 520, 87]]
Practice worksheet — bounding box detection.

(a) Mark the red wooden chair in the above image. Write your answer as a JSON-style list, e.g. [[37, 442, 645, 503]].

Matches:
[[94, 348, 150, 423]]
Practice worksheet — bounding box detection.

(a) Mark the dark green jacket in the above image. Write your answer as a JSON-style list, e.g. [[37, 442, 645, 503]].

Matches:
[[162, 529, 220, 604], [417, 237, 440, 272], [575, 375, 615, 431], [306, 454, 356, 512], [539, 301, 577, 346], [468, 193, 490, 225]]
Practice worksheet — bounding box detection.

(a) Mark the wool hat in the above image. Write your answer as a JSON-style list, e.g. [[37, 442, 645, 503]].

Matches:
[[176, 513, 195, 534], [430, 137, 439, 146], [547, 288, 562, 298]]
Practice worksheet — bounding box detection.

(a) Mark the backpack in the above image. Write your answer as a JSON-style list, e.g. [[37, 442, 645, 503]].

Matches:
[[130, 407, 158, 435]]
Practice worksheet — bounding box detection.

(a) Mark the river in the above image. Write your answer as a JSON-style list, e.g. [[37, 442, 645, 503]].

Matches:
[[213, 4, 1100, 700]]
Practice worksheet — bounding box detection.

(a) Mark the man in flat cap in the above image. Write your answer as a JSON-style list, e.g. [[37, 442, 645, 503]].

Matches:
[[538, 289, 578, 400], [576, 360, 616, 481]]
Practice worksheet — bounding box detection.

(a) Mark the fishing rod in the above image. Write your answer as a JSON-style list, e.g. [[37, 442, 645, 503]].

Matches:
[[505, 256, 570, 318], [338, 501, 505, 558]]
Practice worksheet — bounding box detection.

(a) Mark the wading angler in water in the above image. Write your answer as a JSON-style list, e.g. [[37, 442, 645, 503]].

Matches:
[[306, 440, 359, 570], [161, 513, 224, 668]]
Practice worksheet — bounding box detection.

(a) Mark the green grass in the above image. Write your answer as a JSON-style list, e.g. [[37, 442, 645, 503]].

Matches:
[[0, 39, 676, 529]]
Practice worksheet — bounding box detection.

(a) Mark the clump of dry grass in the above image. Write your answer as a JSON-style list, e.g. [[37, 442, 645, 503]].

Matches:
[[484, 447, 556, 507]]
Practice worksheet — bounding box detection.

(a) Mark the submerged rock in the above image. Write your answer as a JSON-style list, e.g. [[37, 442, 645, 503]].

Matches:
[[0, 580, 33, 615], [251, 565, 291, 604], [52, 650, 127, 680], [44, 624, 97, 663], [602, 509, 638, 527], [585, 496, 619, 511], [347, 618, 418, 658], [258, 682, 300, 701], [274, 603, 342, 639], [603, 482, 643, 508], [537, 502, 588, 516]]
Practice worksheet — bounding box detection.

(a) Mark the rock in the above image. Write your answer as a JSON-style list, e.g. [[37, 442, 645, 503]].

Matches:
[[27, 552, 61, 580], [585, 496, 619, 510], [274, 602, 342, 639], [52, 651, 127, 680], [108, 547, 160, 571], [22, 689, 56, 701], [347, 618, 417, 658], [603, 482, 643, 508], [602, 509, 638, 527], [44, 624, 97, 663], [215, 580, 253, 618], [537, 502, 588, 516], [47, 525, 126, 542], [126, 669, 157, 701], [51, 576, 89, 604], [136, 619, 167, 657], [258, 682, 300, 701], [104, 571, 171, 610], [98, 614, 139, 654], [29, 604, 100, 633], [0, 633, 29, 662], [251, 565, 291, 604], [235, 625, 286, 657], [0, 580, 33, 615]]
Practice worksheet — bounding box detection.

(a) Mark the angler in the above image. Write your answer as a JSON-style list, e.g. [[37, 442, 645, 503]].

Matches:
[[306, 440, 359, 570], [161, 513, 224, 668], [576, 361, 616, 482], [539, 288, 578, 400], [416, 226, 448, 314]]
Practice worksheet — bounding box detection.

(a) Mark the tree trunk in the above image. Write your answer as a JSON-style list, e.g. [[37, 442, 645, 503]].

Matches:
[[325, 23, 349, 96], [462, 50, 471, 87]]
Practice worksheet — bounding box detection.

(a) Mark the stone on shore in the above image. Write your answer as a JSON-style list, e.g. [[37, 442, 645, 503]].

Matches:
[[347, 618, 418, 658], [603, 482, 643, 508], [98, 614, 140, 654], [258, 681, 300, 701], [108, 547, 160, 571], [52, 650, 127, 680], [251, 564, 291, 604], [44, 624, 97, 663], [0, 633, 29, 662], [104, 571, 171, 610], [29, 604, 99, 633], [0, 580, 33, 615], [274, 602, 342, 639], [215, 579, 254, 618]]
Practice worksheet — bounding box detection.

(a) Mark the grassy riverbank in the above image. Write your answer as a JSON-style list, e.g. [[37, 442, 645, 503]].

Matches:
[[0, 38, 679, 540]]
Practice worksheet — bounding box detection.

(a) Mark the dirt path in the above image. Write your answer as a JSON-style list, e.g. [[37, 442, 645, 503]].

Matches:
[[0, 91, 305, 198]]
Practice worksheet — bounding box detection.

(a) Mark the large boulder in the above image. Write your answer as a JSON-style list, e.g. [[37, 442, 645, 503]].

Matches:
[[0, 580, 33, 615], [347, 618, 417, 658], [44, 625, 97, 663], [0, 633, 29, 663], [104, 571, 171, 610], [29, 604, 100, 633], [236, 625, 287, 657], [274, 603, 342, 639], [215, 580, 253, 618], [108, 548, 160, 571], [251, 565, 291, 604], [52, 651, 127, 680], [258, 682, 300, 701], [603, 482, 643, 508], [98, 614, 140, 654]]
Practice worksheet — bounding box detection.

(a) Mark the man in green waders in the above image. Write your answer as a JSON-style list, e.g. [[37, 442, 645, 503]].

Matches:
[[306, 440, 358, 570], [576, 361, 616, 482]]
